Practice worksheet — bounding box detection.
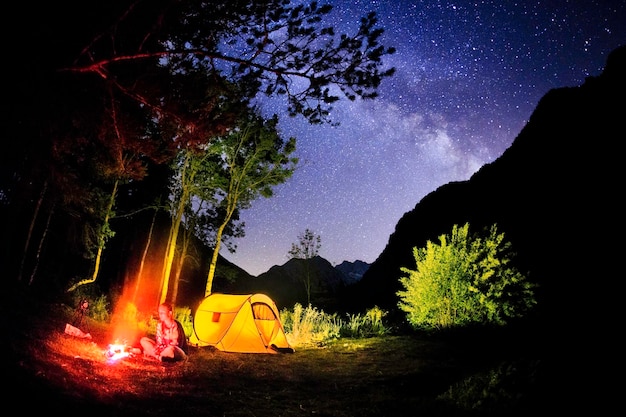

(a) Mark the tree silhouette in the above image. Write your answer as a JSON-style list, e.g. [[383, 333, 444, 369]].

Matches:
[[288, 228, 322, 305]]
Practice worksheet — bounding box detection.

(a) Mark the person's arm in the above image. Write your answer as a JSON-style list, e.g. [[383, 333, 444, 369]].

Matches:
[[168, 322, 180, 347], [155, 322, 168, 353]]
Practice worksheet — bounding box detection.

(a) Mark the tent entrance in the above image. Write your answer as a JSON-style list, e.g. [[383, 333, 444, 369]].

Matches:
[[252, 302, 279, 347]]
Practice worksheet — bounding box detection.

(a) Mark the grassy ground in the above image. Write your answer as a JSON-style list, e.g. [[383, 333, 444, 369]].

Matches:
[[6, 289, 550, 417]]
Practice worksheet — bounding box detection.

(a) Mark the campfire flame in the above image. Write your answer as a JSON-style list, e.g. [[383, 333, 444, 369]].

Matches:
[[105, 341, 130, 362]]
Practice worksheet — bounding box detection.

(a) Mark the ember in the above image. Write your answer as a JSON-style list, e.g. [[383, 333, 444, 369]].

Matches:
[[105, 342, 131, 362]]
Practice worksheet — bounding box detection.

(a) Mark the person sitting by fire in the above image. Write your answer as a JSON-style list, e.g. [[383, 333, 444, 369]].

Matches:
[[140, 302, 189, 362]]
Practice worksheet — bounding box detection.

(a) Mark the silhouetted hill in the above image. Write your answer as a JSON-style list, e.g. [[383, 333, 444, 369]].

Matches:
[[335, 260, 370, 284], [346, 45, 625, 335], [236, 256, 358, 311]]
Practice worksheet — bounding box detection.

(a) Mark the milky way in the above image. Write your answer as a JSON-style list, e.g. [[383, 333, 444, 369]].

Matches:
[[223, 0, 626, 276]]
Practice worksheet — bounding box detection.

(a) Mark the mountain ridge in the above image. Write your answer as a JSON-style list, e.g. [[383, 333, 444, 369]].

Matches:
[[232, 256, 369, 311]]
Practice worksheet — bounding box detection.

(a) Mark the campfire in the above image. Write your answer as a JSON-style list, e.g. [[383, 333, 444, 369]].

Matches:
[[105, 341, 133, 362]]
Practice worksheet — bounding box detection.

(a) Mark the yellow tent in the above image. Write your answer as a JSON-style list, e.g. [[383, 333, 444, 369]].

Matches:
[[191, 293, 294, 354]]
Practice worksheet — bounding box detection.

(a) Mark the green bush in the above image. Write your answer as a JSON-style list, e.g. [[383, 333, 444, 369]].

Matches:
[[397, 223, 537, 330], [174, 306, 194, 339], [69, 286, 111, 322], [280, 303, 342, 347], [280, 304, 391, 345], [341, 306, 391, 338]]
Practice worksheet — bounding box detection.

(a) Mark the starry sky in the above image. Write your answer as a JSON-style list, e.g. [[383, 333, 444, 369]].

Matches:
[[222, 0, 626, 276]]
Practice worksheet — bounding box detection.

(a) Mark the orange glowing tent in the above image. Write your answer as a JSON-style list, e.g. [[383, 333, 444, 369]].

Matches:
[[190, 293, 294, 354]]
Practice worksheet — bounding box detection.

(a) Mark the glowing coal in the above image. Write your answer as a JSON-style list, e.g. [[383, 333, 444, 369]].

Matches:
[[105, 341, 131, 362]]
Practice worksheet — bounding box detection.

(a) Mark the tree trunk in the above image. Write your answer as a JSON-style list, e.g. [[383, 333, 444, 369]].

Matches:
[[28, 203, 55, 286], [205, 206, 235, 297], [67, 179, 118, 292], [160, 153, 194, 304], [205, 224, 225, 297], [160, 192, 187, 304], [304, 260, 312, 305], [18, 179, 47, 282], [170, 229, 191, 306]]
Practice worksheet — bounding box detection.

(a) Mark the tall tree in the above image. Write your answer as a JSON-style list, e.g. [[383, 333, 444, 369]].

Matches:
[[66, 89, 167, 292], [203, 113, 298, 296], [288, 228, 322, 305], [169, 204, 203, 306], [160, 149, 209, 304]]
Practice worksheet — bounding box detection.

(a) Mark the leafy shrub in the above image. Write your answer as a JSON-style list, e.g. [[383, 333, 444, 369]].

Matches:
[[87, 295, 111, 322], [280, 304, 391, 345], [174, 306, 194, 339], [280, 303, 341, 347], [69, 286, 111, 322], [397, 223, 537, 330], [341, 306, 391, 338]]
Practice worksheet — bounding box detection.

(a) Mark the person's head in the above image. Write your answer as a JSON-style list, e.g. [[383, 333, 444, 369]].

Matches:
[[157, 302, 174, 322]]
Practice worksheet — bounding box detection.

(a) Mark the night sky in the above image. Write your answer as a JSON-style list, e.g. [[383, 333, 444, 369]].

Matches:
[[223, 0, 626, 276]]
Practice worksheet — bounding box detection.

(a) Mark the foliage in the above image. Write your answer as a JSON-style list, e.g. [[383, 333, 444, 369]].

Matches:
[[86, 295, 111, 323], [280, 303, 342, 347], [174, 305, 194, 339], [64, 1, 397, 126], [69, 285, 111, 322], [397, 223, 537, 331], [288, 228, 322, 260], [203, 112, 298, 296], [341, 306, 391, 338], [280, 304, 391, 346]]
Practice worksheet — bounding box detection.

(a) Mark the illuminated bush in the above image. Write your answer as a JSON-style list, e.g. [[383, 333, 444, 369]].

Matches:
[[280, 303, 341, 347], [341, 306, 391, 338], [69, 286, 110, 322], [397, 223, 537, 330], [174, 306, 194, 339], [280, 304, 391, 346]]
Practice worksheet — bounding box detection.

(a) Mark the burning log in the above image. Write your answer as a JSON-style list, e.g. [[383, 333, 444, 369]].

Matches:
[[105, 342, 133, 362]]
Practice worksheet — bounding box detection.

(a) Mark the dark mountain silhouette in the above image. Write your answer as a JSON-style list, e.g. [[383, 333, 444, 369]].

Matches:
[[335, 260, 370, 284], [236, 256, 364, 311], [344, 45, 625, 336], [182, 256, 367, 312]]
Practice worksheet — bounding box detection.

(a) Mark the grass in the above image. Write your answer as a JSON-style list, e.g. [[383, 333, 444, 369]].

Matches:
[[6, 287, 553, 417]]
